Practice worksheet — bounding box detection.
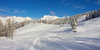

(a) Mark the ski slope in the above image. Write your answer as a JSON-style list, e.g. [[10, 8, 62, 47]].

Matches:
[[0, 17, 100, 50]]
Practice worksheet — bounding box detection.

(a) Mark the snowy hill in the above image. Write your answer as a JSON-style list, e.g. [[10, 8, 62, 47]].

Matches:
[[41, 15, 59, 20], [0, 16, 33, 24], [78, 15, 86, 22], [0, 17, 100, 50]]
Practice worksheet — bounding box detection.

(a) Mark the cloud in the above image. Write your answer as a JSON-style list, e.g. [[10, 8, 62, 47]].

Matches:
[[48, 8, 56, 16], [4, 7, 9, 10], [65, 3, 69, 6], [20, 11, 26, 13], [0, 7, 26, 13], [72, 4, 78, 7], [87, 0, 90, 2], [13, 9, 19, 10], [0, 8, 10, 12], [94, 0, 100, 5], [13, 10, 26, 13], [64, 1, 73, 6], [13, 9, 26, 13], [60, 14, 68, 17], [74, 6, 85, 9], [0, 14, 8, 17], [72, 4, 85, 9], [0, 7, 10, 12], [62, 0, 67, 3], [50, 11, 55, 15], [13, 11, 19, 13]]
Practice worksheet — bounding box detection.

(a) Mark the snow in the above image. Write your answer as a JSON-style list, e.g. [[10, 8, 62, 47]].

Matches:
[[78, 15, 86, 22], [0, 16, 33, 25], [0, 17, 100, 50], [61, 16, 69, 18], [41, 15, 59, 20]]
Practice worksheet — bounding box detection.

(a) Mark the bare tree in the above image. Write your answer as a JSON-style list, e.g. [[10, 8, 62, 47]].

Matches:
[[6, 18, 15, 39], [0, 20, 4, 36]]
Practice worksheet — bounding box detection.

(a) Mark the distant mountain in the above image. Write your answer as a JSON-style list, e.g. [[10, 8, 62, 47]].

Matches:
[[41, 15, 59, 20], [0, 16, 33, 24]]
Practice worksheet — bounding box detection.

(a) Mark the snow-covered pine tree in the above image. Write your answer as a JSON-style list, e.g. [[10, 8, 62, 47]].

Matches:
[[98, 9, 100, 16], [86, 13, 90, 20], [70, 18, 78, 32]]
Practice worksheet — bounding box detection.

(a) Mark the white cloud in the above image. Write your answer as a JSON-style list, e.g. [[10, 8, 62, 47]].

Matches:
[[13, 10, 26, 13], [94, 0, 100, 5], [0, 7, 26, 13], [21, 11, 26, 13], [72, 4, 85, 10], [0, 14, 7, 17], [60, 14, 68, 17], [48, 8, 56, 16], [72, 4, 78, 7], [65, 3, 69, 6], [50, 11, 55, 16], [0, 7, 2, 8], [13, 11, 19, 13], [62, 0, 67, 3], [0, 8, 10, 12], [74, 6, 85, 9], [64, 1, 73, 6], [4, 7, 9, 10], [13, 9, 19, 10]]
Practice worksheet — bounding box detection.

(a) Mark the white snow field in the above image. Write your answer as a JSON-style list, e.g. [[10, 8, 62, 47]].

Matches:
[[0, 17, 100, 50]]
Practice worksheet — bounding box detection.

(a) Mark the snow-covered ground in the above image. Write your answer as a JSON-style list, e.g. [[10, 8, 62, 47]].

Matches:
[[0, 17, 100, 50]]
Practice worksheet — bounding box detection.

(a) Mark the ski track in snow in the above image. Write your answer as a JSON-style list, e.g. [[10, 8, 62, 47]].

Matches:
[[1, 17, 100, 50]]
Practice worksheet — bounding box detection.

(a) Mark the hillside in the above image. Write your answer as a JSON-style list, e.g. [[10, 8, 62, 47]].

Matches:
[[36, 9, 100, 25], [0, 17, 100, 50]]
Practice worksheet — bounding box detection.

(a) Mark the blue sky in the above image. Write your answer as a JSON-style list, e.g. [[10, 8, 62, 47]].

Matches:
[[0, 0, 100, 20]]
